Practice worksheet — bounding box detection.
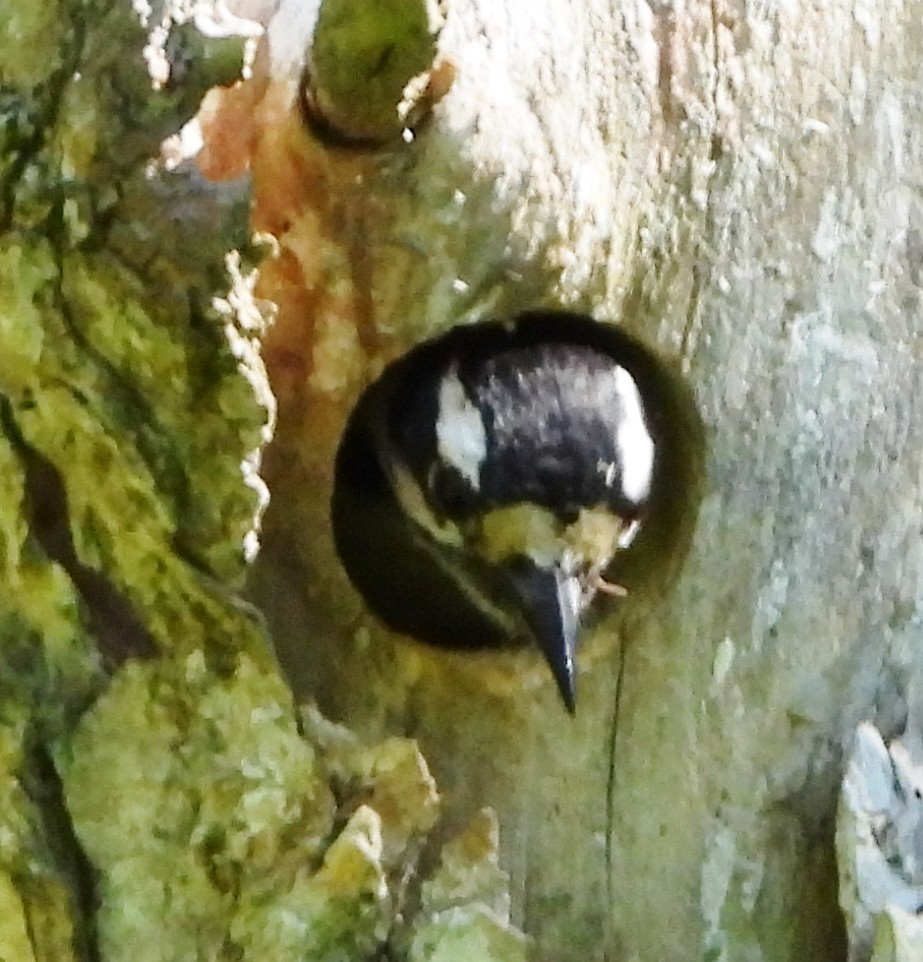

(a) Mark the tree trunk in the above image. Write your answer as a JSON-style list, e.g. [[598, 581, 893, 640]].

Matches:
[[2, 1, 922, 961], [247, 1, 923, 961]]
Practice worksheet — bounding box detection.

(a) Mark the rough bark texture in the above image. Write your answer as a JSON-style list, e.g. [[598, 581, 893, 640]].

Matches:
[[244, 1, 923, 961], [3, 0, 923, 961], [0, 3, 529, 961]]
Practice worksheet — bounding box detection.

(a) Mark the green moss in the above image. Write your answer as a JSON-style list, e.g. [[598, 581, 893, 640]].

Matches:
[[0, 1, 66, 88], [407, 907, 530, 962], [0, 243, 56, 394], [309, 0, 443, 140], [0, 6, 273, 955], [406, 812, 529, 962], [0, 708, 84, 962], [0, 873, 35, 962], [231, 804, 390, 961], [56, 658, 528, 962], [0, 425, 99, 731], [59, 655, 335, 962], [0, 6, 528, 960]]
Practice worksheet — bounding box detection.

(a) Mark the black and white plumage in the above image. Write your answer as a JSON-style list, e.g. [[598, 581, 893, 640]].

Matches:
[[331, 311, 657, 712]]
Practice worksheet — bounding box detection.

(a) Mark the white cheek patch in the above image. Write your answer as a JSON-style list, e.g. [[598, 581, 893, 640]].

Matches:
[[435, 367, 487, 490], [612, 366, 654, 504]]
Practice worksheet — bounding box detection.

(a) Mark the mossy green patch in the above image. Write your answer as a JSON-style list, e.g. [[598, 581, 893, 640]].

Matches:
[[59, 654, 335, 962]]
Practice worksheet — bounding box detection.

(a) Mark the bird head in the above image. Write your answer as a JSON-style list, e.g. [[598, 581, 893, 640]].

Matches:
[[332, 313, 656, 712]]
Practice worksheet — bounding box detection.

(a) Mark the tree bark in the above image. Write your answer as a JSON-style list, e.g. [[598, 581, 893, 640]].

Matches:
[[0, 3, 529, 961], [3, 0, 923, 961], [244, 1, 923, 960]]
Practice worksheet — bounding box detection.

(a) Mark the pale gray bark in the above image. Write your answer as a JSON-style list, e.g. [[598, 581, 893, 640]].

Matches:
[[251, 2, 923, 960]]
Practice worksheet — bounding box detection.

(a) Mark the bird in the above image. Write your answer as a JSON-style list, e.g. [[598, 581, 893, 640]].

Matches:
[[331, 311, 657, 713]]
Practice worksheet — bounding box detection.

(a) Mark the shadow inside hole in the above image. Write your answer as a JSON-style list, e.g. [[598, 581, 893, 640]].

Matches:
[[330, 310, 706, 659]]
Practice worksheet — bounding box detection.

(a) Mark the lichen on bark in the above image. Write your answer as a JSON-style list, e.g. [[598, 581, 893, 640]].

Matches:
[[0, 2, 529, 960], [0, 0, 274, 955]]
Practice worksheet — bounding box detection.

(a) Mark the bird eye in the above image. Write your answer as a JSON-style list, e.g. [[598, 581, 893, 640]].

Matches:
[[330, 311, 703, 709]]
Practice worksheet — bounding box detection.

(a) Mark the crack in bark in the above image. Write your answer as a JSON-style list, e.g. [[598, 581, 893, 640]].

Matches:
[[0, 12, 86, 232], [21, 740, 101, 962], [0, 393, 158, 667], [603, 634, 630, 962], [51, 264, 194, 528]]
